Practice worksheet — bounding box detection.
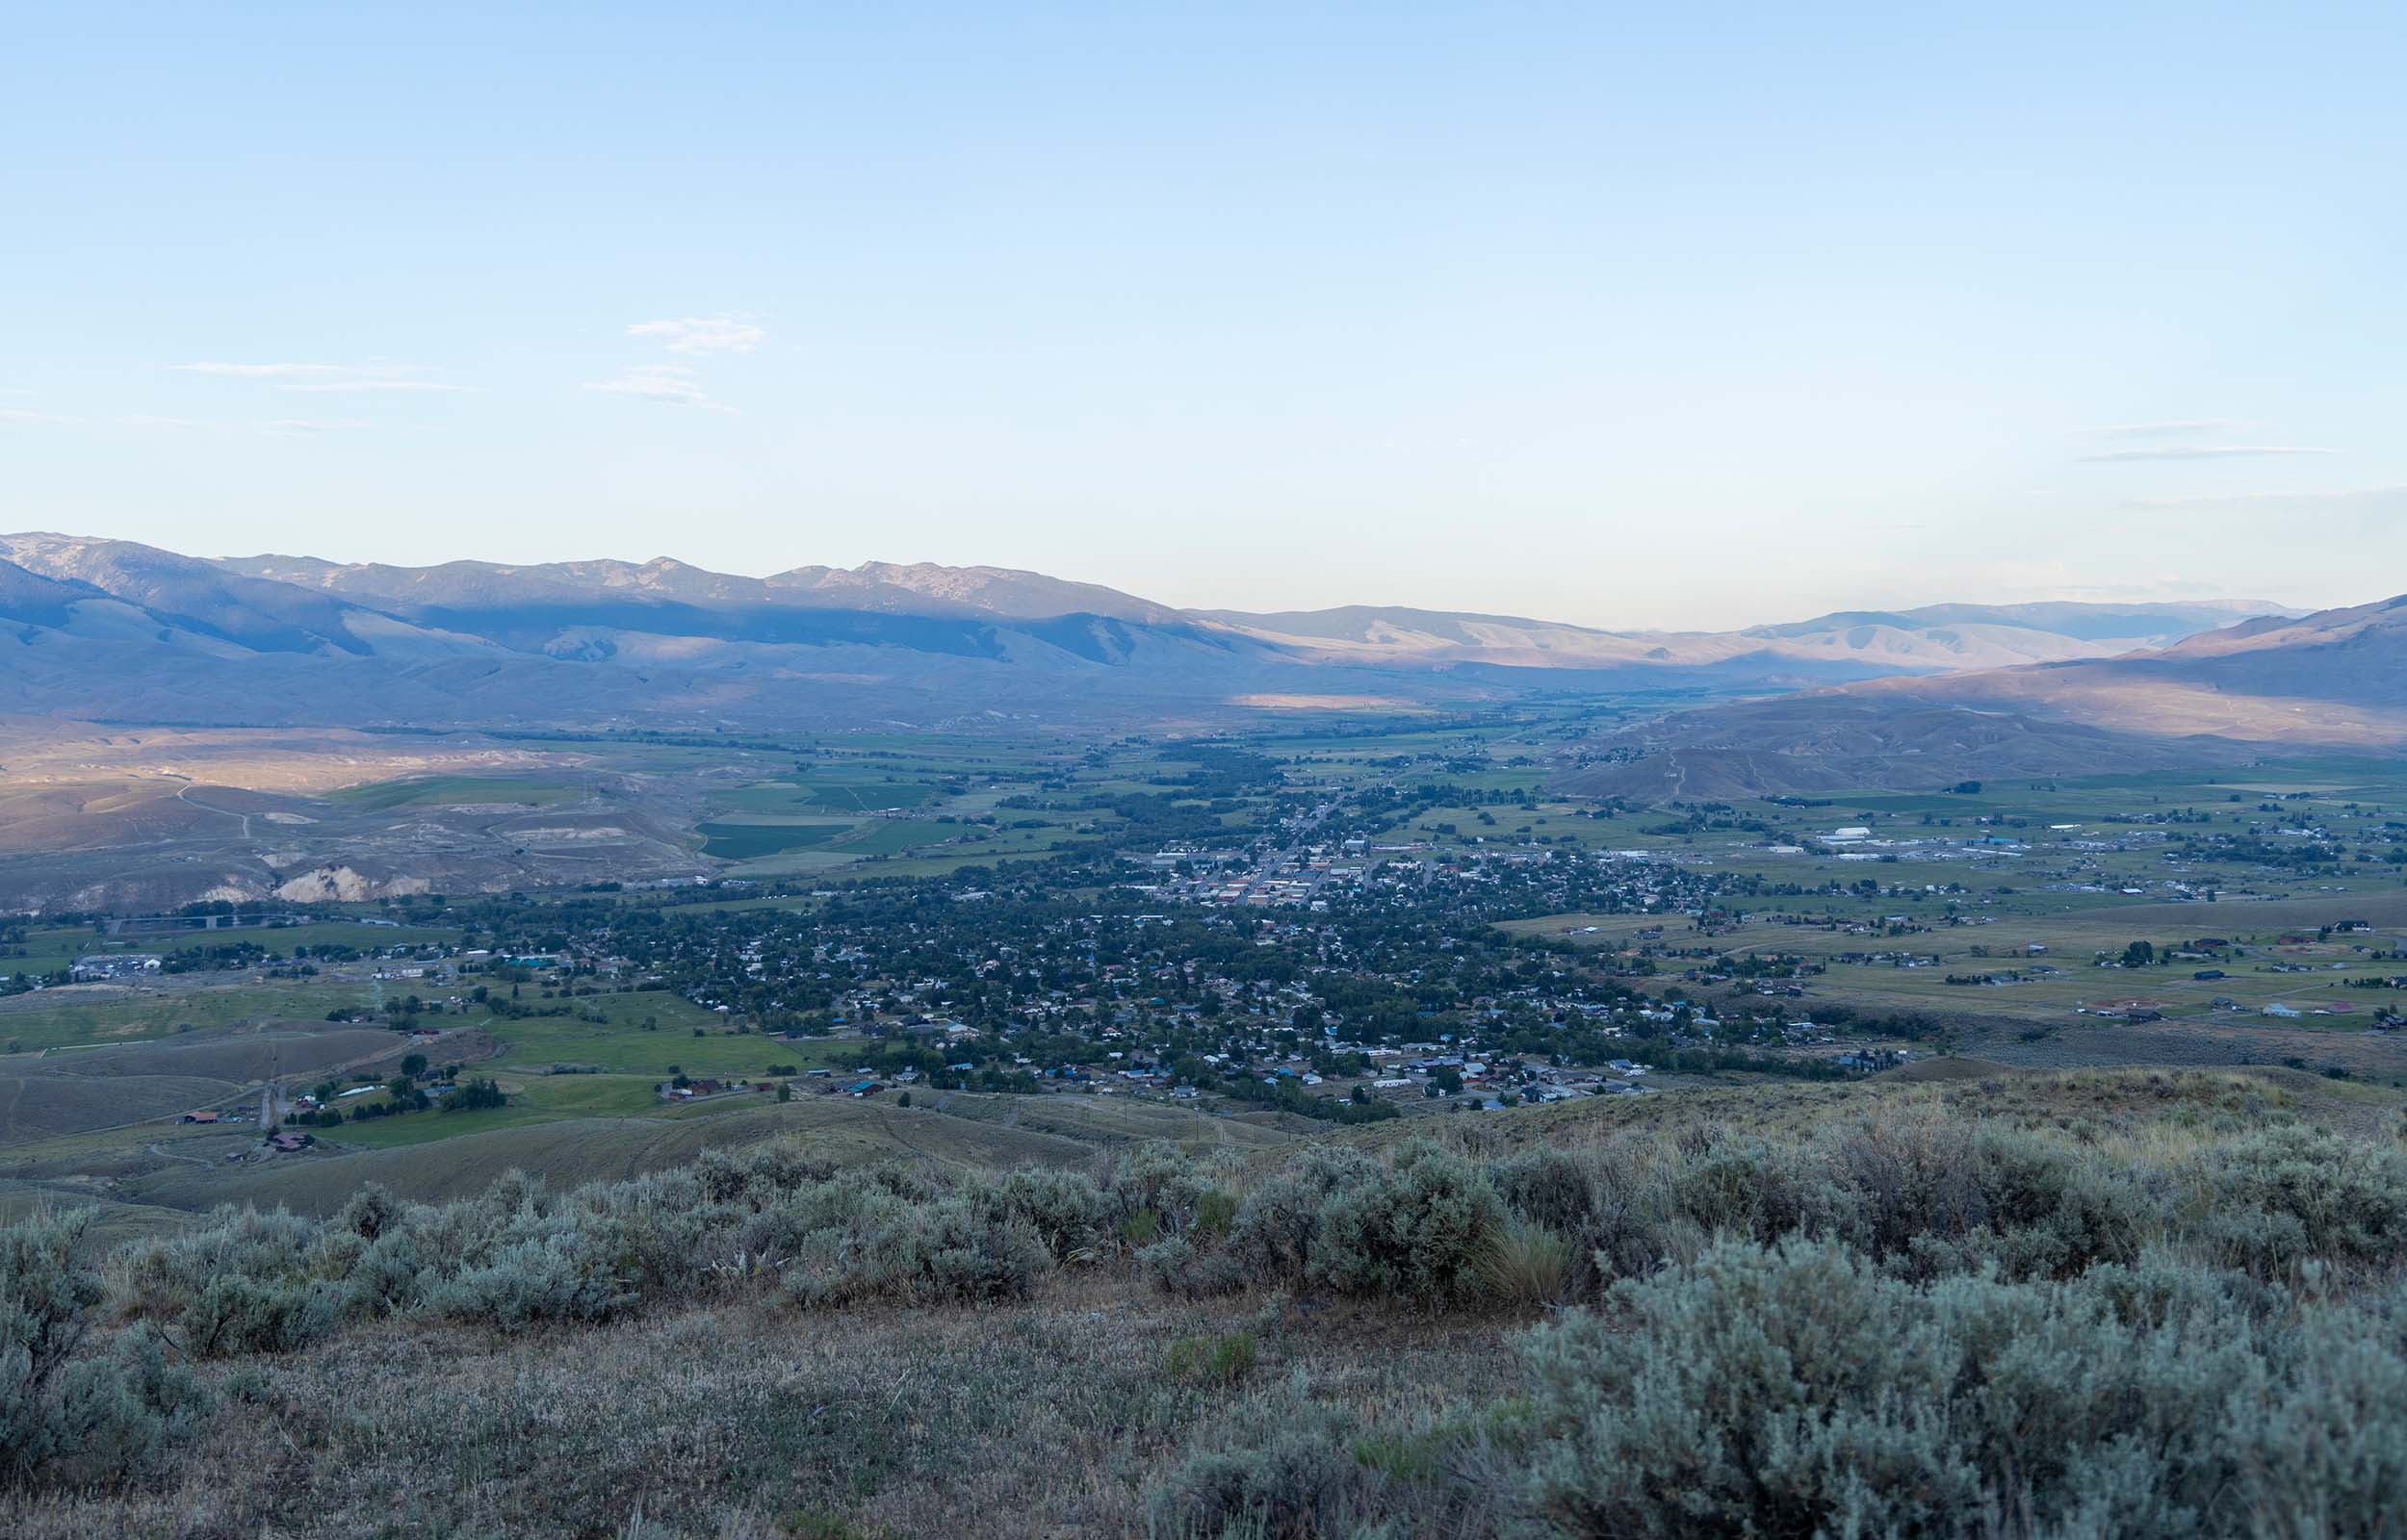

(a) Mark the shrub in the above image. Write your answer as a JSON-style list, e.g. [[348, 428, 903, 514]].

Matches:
[[781, 1192, 1047, 1308], [1107, 1143, 1210, 1236], [1666, 1135, 1809, 1240], [1490, 1147, 1595, 1234], [1516, 1236, 2407, 1538], [2199, 1125, 2407, 1273], [335, 1182, 400, 1241], [1146, 1406, 1388, 1540], [1134, 1235, 1244, 1300], [421, 1227, 633, 1328], [38, 1325, 210, 1487], [903, 1199, 1049, 1303], [1, 1211, 207, 1489], [996, 1167, 1110, 1261], [1309, 1143, 1505, 1304], [181, 1273, 343, 1357], [1226, 1147, 1380, 1287], [107, 1205, 326, 1324], [1807, 1116, 2152, 1281]]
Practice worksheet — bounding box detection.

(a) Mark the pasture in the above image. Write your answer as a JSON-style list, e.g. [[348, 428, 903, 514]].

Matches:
[[0, 980, 382, 1054], [327, 775, 587, 811], [695, 821, 850, 859]]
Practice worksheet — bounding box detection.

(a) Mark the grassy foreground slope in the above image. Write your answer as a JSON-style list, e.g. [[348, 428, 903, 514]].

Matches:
[[116, 1092, 1274, 1216], [3, 1065, 2405, 1538]]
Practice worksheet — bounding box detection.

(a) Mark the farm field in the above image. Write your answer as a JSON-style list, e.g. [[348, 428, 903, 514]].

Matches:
[[272, 919, 466, 950], [314, 1072, 671, 1148], [0, 1019, 457, 1155], [479, 999, 852, 1079], [325, 774, 588, 810], [710, 780, 938, 816], [686, 744, 1110, 876], [694, 820, 850, 859], [0, 980, 383, 1054]]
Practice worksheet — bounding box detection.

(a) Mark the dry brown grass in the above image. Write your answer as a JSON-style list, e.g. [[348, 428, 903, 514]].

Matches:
[[0, 1268, 1515, 1539]]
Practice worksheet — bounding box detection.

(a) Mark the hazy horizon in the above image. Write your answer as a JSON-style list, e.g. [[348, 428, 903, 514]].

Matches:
[[5, 526, 2316, 634]]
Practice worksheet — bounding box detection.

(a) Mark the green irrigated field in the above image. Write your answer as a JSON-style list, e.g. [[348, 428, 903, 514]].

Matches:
[[832, 817, 964, 858], [0, 980, 382, 1054], [867, 824, 1102, 879], [695, 820, 851, 859], [2, 924, 116, 977], [795, 780, 938, 812], [316, 1072, 669, 1148], [327, 775, 585, 811], [713, 777, 939, 815], [279, 920, 465, 951], [713, 817, 1011, 877], [466, 988, 848, 1080]]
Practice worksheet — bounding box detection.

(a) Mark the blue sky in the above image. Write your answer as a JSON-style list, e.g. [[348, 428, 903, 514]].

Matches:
[[4, 3, 2401, 628]]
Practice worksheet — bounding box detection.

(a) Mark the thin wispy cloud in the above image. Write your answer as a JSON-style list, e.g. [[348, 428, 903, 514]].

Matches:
[[2077, 419, 2251, 441], [0, 406, 80, 424], [117, 414, 375, 435], [580, 364, 737, 413], [2080, 445, 2333, 463], [627, 315, 765, 354], [118, 414, 217, 431], [173, 362, 477, 394], [260, 417, 375, 434]]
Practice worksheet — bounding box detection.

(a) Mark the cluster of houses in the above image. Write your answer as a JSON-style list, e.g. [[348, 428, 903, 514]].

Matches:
[[68, 953, 162, 982], [657, 1076, 766, 1102], [1135, 837, 1370, 911], [176, 1107, 315, 1158]]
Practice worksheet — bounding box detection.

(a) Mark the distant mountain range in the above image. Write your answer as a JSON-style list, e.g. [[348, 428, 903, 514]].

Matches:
[[1561, 594, 2407, 799], [0, 531, 2288, 732], [1202, 600, 2274, 675]]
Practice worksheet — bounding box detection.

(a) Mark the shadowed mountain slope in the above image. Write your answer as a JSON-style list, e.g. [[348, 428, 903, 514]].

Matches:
[[1559, 594, 2407, 799]]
